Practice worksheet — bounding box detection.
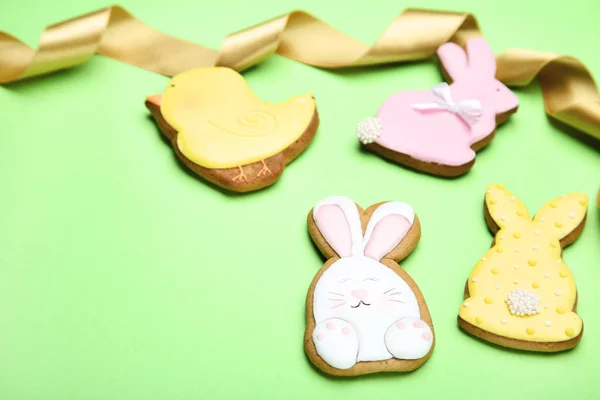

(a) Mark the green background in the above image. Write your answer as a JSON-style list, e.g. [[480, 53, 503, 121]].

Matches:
[[1, 0, 599, 398]]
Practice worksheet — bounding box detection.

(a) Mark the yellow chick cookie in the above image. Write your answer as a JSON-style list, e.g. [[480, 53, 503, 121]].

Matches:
[[458, 184, 588, 352], [146, 67, 319, 192]]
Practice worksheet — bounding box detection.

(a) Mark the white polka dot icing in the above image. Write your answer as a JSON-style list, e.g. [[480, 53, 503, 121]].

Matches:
[[459, 185, 586, 346]]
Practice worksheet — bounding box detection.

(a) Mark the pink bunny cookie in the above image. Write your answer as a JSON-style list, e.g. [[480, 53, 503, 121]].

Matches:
[[304, 196, 434, 376], [357, 38, 519, 177]]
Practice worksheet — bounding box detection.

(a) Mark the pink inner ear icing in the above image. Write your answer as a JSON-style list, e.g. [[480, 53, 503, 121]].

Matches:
[[364, 214, 411, 261], [437, 42, 468, 81], [466, 38, 496, 77], [315, 205, 353, 257]]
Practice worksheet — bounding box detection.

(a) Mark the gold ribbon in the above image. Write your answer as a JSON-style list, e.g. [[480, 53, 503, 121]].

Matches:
[[1, 6, 599, 141]]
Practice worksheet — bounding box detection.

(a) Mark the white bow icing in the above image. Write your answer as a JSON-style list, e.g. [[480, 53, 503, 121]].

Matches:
[[411, 83, 482, 125]]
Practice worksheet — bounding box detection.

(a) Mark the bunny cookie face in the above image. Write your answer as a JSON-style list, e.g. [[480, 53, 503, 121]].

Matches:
[[304, 196, 434, 376], [458, 184, 588, 352], [357, 38, 519, 177]]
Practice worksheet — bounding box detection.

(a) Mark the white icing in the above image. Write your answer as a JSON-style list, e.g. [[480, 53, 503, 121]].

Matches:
[[312, 318, 359, 369], [505, 289, 540, 317], [362, 201, 415, 246], [313, 256, 421, 364], [311, 196, 427, 368], [410, 83, 482, 125], [313, 196, 364, 257], [356, 117, 382, 144]]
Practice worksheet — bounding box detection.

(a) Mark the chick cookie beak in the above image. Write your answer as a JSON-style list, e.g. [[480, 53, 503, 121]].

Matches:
[[146, 94, 163, 107]]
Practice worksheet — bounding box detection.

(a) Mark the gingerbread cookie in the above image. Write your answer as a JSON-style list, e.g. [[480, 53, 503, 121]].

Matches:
[[357, 38, 519, 177], [146, 67, 319, 192], [304, 196, 434, 376], [458, 184, 588, 352]]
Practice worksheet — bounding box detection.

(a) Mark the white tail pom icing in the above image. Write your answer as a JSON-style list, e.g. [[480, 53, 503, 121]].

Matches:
[[357, 117, 382, 144], [505, 289, 540, 317]]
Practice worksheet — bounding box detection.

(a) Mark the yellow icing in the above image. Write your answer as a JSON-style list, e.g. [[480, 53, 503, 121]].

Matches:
[[459, 184, 587, 342], [160, 67, 316, 169]]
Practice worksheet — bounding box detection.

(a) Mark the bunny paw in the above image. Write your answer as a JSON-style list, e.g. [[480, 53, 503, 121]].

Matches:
[[312, 318, 358, 370], [384, 317, 433, 360]]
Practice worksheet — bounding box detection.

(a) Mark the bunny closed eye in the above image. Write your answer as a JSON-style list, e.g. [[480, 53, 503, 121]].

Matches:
[[305, 196, 435, 376]]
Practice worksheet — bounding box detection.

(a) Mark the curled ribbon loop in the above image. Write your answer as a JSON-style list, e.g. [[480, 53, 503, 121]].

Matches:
[[0, 6, 599, 142], [411, 83, 483, 126]]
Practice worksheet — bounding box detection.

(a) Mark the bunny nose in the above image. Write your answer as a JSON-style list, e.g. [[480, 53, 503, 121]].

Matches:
[[351, 289, 368, 300]]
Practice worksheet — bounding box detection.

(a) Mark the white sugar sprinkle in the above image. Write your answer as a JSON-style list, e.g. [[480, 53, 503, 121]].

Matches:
[[514, 264, 520, 270], [569, 212, 576, 219], [534, 229, 541, 235], [533, 244, 539, 250], [505, 289, 541, 317], [555, 290, 562, 296], [463, 302, 470, 307], [545, 320, 552, 327], [501, 319, 508, 324], [544, 273, 549, 278]]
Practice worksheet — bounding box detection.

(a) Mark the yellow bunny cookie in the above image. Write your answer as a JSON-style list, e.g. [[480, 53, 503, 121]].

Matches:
[[458, 184, 588, 352]]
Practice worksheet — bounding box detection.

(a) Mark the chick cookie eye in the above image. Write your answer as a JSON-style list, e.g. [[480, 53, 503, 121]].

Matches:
[[496, 88, 501, 92], [170, 84, 176, 88]]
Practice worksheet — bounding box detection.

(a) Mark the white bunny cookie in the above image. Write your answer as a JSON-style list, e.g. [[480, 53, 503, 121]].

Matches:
[[304, 196, 434, 376]]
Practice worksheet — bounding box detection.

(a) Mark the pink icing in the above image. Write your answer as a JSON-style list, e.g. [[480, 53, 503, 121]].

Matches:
[[413, 320, 425, 329], [364, 214, 411, 261], [351, 289, 368, 300], [315, 205, 353, 257], [422, 331, 432, 341], [341, 327, 350, 335], [326, 321, 336, 330], [396, 321, 406, 329], [317, 332, 326, 341], [373, 38, 519, 167]]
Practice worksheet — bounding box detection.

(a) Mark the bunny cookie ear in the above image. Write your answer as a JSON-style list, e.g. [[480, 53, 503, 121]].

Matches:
[[437, 42, 468, 81], [363, 202, 415, 262], [466, 38, 496, 77], [533, 193, 588, 244], [485, 184, 532, 230], [312, 196, 364, 258]]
